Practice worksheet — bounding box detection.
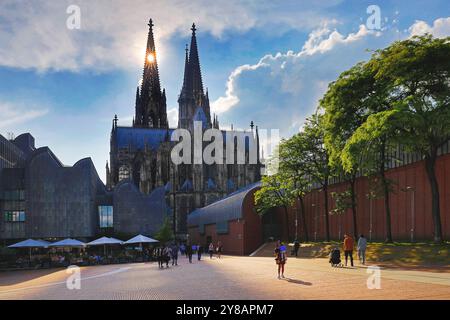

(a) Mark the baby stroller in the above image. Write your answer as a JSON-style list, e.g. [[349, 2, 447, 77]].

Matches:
[[329, 248, 342, 267]]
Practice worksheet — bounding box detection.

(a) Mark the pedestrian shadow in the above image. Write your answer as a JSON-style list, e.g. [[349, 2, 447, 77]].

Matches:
[[282, 278, 312, 286]]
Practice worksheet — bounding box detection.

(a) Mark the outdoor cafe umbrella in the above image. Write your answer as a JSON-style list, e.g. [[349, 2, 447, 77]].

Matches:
[[87, 236, 123, 256], [124, 234, 158, 257], [48, 238, 86, 248], [8, 239, 49, 261], [124, 234, 158, 245]]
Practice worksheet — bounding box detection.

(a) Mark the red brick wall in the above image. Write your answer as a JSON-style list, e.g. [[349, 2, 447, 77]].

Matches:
[[189, 153, 450, 251], [275, 153, 450, 242], [187, 188, 265, 256], [188, 221, 245, 255], [243, 191, 263, 255]]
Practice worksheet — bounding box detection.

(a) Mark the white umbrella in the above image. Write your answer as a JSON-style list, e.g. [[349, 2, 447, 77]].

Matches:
[[49, 238, 86, 248], [108, 237, 124, 244], [8, 239, 48, 248], [8, 239, 49, 261], [87, 237, 123, 256], [36, 239, 51, 247], [124, 234, 158, 244], [87, 236, 122, 246]]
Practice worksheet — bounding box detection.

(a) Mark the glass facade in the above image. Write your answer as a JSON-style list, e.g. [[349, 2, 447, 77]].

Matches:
[[4, 211, 25, 222], [98, 205, 113, 228], [3, 189, 26, 222]]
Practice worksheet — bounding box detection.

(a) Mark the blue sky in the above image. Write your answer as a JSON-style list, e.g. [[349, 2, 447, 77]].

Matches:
[[0, 0, 449, 182]]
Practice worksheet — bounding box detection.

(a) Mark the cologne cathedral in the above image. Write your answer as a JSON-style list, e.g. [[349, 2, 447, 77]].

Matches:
[[107, 20, 261, 235]]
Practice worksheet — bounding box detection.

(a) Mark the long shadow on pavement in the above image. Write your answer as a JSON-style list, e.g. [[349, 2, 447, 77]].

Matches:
[[282, 278, 312, 286]]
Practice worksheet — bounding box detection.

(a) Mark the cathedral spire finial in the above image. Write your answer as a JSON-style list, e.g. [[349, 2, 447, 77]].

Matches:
[[180, 43, 192, 98], [137, 19, 167, 128], [188, 22, 204, 96]]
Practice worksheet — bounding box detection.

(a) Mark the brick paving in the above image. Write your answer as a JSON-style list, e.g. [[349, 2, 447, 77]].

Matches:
[[0, 255, 448, 300]]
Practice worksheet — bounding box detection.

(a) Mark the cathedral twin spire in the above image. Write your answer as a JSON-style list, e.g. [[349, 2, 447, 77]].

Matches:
[[133, 19, 212, 130], [178, 23, 212, 129], [134, 19, 167, 128]]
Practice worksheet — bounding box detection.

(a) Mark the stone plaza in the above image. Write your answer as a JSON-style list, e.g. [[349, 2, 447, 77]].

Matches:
[[0, 255, 448, 300]]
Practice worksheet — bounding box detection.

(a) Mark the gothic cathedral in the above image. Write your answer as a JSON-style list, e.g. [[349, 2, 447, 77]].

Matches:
[[108, 20, 261, 236]]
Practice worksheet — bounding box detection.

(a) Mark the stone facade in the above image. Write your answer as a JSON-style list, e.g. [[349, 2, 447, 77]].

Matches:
[[0, 133, 169, 241], [108, 20, 262, 236]]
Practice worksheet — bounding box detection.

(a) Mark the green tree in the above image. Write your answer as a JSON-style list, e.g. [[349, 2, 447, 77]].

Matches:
[[254, 172, 294, 241], [322, 51, 400, 243], [366, 35, 450, 242], [279, 136, 312, 241], [300, 113, 332, 241], [330, 190, 353, 216], [341, 110, 399, 242], [322, 62, 376, 239], [154, 217, 174, 244]]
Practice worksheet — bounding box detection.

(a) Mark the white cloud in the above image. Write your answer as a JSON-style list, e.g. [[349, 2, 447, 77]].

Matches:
[[0, 102, 48, 128], [0, 0, 342, 72], [409, 17, 450, 38], [212, 17, 450, 143], [211, 24, 382, 130], [167, 107, 179, 128]]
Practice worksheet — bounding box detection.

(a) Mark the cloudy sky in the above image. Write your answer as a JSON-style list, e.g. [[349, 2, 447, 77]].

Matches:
[[0, 0, 449, 182]]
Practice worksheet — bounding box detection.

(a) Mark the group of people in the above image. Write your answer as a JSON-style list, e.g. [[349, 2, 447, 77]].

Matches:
[[153, 241, 223, 268], [274, 234, 369, 278], [153, 243, 179, 269], [342, 234, 368, 267]]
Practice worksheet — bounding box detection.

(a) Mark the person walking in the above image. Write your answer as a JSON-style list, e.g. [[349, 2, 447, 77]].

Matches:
[[197, 244, 203, 261], [216, 241, 223, 259], [293, 239, 300, 257], [163, 245, 171, 268], [186, 243, 193, 263], [357, 234, 367, 265], [180, 243, 186, 257], [274, 241, 287, 279], [154, 246, 163, 269], [171, 243, 179, 266], [208, 242, 214, 259], [343, 234, 354, 267]]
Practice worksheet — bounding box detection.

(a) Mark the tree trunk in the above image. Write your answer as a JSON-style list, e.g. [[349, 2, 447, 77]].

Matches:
[[323, 183, 330, 242], [283, 205, 291, 242], [299, 196, 309, 242], [380, 144, 393, 243], [350, 175, 358, 239], [425, 151, 443, 243]]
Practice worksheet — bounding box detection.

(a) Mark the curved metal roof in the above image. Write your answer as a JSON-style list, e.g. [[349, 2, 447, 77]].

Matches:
[[187, 181, 261, 226]]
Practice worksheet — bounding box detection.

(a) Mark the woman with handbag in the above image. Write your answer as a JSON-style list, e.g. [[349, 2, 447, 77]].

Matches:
[[274, 241, 287, 279]]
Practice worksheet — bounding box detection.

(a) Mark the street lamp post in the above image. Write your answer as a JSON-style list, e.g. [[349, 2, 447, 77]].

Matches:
[[405, 186, 416, 242], [369, 196, 373, 242], [338, 214, 342, 241], [312, 203, 317, 242], [295, 217, 298, 241]]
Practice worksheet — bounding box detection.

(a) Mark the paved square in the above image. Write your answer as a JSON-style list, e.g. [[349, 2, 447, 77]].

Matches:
[[0, 255, 449, 300]]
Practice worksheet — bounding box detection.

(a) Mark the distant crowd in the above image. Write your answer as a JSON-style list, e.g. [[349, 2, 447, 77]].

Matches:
[[152, 241, 224, 269], [274, 234, 368, 279]]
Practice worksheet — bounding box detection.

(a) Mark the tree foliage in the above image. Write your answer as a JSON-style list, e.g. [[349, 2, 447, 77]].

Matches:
[[154, 217, 174, 244]]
